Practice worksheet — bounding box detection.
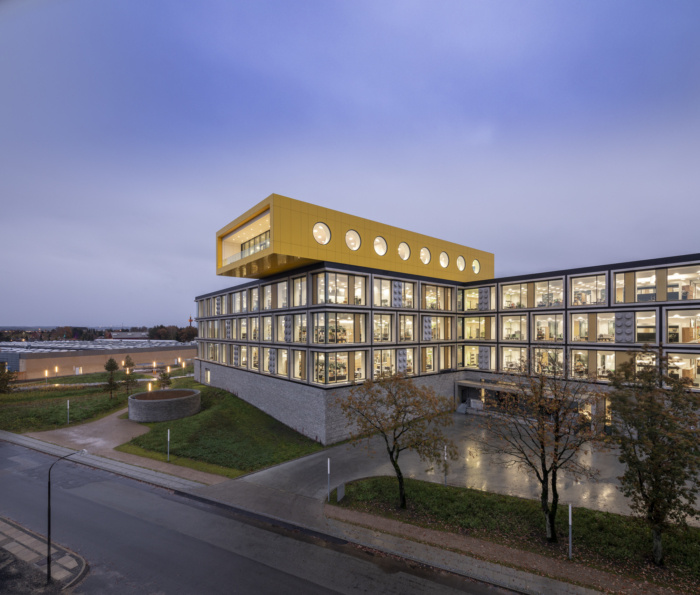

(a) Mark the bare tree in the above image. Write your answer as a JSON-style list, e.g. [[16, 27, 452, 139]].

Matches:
[[340, 373, 457, 509], [476, 356, 604, 542]]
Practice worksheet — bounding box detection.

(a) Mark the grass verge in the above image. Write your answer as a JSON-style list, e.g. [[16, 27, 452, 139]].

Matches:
[[116, 377, 324, 474], [333, 476, 700, 593]]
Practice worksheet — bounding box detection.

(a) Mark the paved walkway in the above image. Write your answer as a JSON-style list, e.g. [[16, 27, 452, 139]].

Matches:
[[24, 408, 227, 486], [0, 516, 86, 590]]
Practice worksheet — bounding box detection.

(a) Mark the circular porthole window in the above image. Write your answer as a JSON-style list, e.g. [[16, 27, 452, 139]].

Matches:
[[313, 222, 331, 245], [374, 236, 388, 256], [456, 256, 466, 271], [472, 259, 481, 274], [397, 242, 410, 261], [345, 230, 361, 251], [439, 252, 449, 268], [420, 247, 431, 264]]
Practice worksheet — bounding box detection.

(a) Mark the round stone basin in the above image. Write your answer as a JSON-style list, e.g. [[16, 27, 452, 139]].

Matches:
[[128, 389, 201, 422]]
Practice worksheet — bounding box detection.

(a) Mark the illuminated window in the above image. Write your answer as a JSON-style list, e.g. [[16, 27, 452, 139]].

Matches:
[[398, 242, 410, 261], [345, 230, 361, 251], [456, 256, 466, 271], [439, 252, 449, 268], [313, 222, 331, 245], [374, 236, 388, 256], [420, 247, 431, 264]]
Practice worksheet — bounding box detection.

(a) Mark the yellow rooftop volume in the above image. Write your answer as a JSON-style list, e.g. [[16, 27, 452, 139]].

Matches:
[[216, 194, 494, 282]]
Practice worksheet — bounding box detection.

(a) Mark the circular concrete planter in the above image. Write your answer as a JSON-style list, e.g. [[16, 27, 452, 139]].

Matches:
[[128, 389, 201, 422]]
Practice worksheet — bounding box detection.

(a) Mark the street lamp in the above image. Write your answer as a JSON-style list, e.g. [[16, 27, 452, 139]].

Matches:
[[47, 449, 88, 584]]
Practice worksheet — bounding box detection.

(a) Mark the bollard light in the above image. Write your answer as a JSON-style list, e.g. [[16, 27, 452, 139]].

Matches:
[[167, 366, 170, 373], [45, 370, 48, 384], [54, 366, 58, 378], [148, 382, 152, 391]]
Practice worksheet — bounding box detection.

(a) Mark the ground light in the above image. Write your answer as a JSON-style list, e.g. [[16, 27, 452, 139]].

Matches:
[[47, 449, 88, 584]]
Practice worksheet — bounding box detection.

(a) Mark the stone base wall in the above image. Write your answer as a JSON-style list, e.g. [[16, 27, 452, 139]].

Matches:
[[195, 360, 468, 444]]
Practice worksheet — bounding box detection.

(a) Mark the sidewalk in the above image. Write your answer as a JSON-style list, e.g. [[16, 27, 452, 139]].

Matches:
[[0, 516, 86, 592]]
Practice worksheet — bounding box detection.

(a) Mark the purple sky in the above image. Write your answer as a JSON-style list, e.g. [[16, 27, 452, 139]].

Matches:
[[1, 1, 699, 327]]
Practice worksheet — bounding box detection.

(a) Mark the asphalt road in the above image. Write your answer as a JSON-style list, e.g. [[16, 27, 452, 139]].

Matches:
[[0, 442, 509, 595]]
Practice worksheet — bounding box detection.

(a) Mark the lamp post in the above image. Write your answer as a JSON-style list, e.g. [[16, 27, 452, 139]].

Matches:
[[47, 449, 87, 584]]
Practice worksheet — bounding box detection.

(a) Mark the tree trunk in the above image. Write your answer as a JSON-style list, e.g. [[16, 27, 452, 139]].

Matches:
[[547, 467, 559, 543], [389, 454, 407, 509], [652, 527, 664, 566], [540, 473, 553, 541]]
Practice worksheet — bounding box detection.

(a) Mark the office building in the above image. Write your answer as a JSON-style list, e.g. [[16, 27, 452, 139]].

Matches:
[[195, 194, 700, 444]]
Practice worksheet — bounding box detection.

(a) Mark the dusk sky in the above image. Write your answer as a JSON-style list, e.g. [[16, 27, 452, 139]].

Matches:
[[1, 1, 699, 327]]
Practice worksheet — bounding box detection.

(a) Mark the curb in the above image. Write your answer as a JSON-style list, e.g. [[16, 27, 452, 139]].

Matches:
[[0, 516, 88, 591]]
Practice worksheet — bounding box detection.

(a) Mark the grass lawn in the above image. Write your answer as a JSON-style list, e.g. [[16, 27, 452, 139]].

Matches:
[[0, 385, 130, 433], [333, 477, 700, 592], [116, 377, 324, 476]]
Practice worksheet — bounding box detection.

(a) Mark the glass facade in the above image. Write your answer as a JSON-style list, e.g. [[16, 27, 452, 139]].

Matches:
[[422, 285, 452, 311], [373, 349, 395, 378], [667, 266, 700, 301], [502, 283, 527, 309], [571, 275, 606, 306], [534, 314, 564, 342], [533, 348, 564, 375], [398, 315, 415, 342], [667, 309, 700, 344], [535, 279, 563, 308], [635, 312, 656, 342], [501, 347, 527, 372], [277, 281, 288, 308], [373, 278, 391, 307], [314, 312, 366, 344], [458, 316, 493, 340], [501, 315, 527, 341], [314, 273, 366, 305], [668, 353, 700, 387], [293, 277, 307, 307], [373, 314, 393, 342], [457, 345, 479, 369]]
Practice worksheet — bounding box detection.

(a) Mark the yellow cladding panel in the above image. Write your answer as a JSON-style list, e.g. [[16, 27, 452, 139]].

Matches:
[[216, 194, 494, 282]]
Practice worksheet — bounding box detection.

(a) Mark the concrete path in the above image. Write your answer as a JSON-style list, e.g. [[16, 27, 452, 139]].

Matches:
[[23, 408, 227, 486]]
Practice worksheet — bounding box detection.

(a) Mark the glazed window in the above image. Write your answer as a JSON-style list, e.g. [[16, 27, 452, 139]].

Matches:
[[439, 252, 449, 268], [276, 316, 286, 342], [422, 285, 452, 310], [635, 270, 656, 302], [240, 346, 249, 368], [240, 318, 248, 340], [250, 346, 259, 370], [615, 273, 625, 304], [345, 230, 361, 251], [249, 287, 259, 312], [666, 309, 699, 344], [374, 349, 396, 378], [398, 281, 414, 308], [262, 316, 273, 341], [373, 278, 392, 307], [501, 347, 528, 372], [533, 348, 564, 376], [457, 345, 480, 369], [421, 347, 435, 373], [313, 222, 331, 245], [502, 284, 527, 309], [667, 266, 700, 301], [398, 315, 415, 342], [534, 314, 564, 342], [293, 277, 307, 307], [535, 279, 563, 308], [314, 273, 366, 305], [571, 314, 589, 342], [420, 247, 431, 265], [570, 274, 606, 306], [276, 349, 288, 376], [439, 346, 452, 370], [233, 292, 242, 313], [456, 256, 466, 272], [501, 315, 527, 341], [398, 242, 411, 261], [571, 350, 590, 378], [263, 285, 272, 310], [668, 353, 700, 387], [249, 317, 260, 341], [294, 314, 307, 343], [373, 314, 393, 343], [635, 312, 656, 342], [374, 236, 388, 256], [428, 316, 453, 341], [458, 316, 493, 340], [313, 312, 365, 344], [293, 350, 306, 380], [472, 259, 480, 274], [276, 281, 288, 309]]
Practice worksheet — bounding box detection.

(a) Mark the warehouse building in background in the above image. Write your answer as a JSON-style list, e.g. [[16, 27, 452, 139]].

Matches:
[[194, 194, 700, 444]]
